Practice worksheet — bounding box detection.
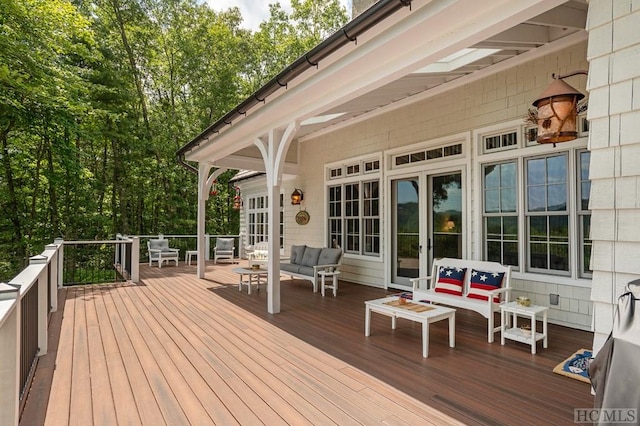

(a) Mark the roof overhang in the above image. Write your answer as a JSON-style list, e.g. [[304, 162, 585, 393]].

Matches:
[[181, 0, 587, 170]]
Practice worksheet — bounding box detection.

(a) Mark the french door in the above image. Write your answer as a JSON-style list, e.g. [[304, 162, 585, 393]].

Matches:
[[390, 170, 463, 289]]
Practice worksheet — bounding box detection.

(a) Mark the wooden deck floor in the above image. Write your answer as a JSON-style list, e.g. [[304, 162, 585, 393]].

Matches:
[[22, 261, 594, 425]]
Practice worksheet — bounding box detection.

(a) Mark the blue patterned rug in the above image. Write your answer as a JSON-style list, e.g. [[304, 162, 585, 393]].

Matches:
[[553, 348, 592, 383]]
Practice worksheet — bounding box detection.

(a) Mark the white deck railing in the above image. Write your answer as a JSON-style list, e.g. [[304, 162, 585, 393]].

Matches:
[[0, 240, 62, 425], [0, 233, 240, 425]]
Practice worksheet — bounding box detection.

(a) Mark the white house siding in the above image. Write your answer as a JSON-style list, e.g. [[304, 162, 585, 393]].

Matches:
[[586, 0, 640, 352], [292, 41, 593, 329]]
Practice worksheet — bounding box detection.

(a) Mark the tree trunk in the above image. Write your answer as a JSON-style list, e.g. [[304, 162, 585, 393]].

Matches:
[[1, 123, 26, 262], [108, 0, 151, 135]]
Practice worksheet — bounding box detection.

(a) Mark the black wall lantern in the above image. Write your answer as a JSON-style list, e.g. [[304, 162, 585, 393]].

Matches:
[[530, 70, 587, 146], [291, 188, 304, 205]]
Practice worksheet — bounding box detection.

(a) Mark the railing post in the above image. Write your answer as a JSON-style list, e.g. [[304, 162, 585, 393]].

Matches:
[[44, 244, 58, 313], [205, 234, 210, 261], [54, 238, 64, 287], [131, 237, 140, 283], [0, 283, 20, 426], [29, 255, 49, 356], [115, 233, 121, 267]]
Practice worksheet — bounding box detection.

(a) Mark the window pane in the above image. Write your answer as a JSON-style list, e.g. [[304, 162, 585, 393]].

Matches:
[[504, 242, 519, 266], [486, 241, 501, 262], [582, 215, 592, 275], [547, 155, 566, 183], [529, 216, 547, 239], [579, 150, 591, 211], [580, 151, 591, 180], [486, 216, 501, 237], [504, 216, 518, 238], [484, 165, 500, 189], [530, 243, 548, 268], [549, 215, 569, 241], [581, 182, 591, 210], [527, 158, 546, 185], [547, 184, 567, 211], [485, 189, 500, 213], [550, 244, 569, 271], [528, 186, 546, 212], [501, 162, 516, 185], [501, 188, 517, 212]]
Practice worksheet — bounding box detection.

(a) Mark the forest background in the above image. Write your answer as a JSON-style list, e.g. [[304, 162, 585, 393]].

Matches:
[[0, 0, 348, 280]]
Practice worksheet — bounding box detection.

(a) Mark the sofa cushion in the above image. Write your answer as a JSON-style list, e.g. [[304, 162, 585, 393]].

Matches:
[[466, 269, 505, 302], [281, 263, 301, 274], [290, 245, 306, 264], [434, 266, 466, 296], [300, 247, 322, 267], [297, 266, 315, 277], [318, 248, 341, 265]]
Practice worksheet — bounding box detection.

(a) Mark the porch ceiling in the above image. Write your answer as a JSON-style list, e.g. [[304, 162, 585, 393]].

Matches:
[[183, 0, 587, 169]]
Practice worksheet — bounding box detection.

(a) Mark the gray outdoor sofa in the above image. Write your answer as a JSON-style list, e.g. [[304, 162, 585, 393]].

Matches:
[[280, 245, 342, 292]]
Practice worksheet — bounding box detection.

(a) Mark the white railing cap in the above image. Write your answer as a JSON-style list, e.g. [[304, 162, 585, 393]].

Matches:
[[0, 282, 19, 301], [29, 254, 48, 264]]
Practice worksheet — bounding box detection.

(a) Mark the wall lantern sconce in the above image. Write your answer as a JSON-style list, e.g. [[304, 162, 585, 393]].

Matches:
[[291, 188, 304, 205], [529, 70, 587, 146]]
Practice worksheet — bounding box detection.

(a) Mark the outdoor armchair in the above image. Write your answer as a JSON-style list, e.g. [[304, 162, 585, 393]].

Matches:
[[214, 238, 235, 263], [147, 239, 179, 268]]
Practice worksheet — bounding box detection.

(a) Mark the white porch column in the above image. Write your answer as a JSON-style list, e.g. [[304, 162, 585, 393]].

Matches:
[[586, 1, 640, 354], [255, 122, 299, 314], [197, 163, 212, 279], [196, 164, 227, 279]]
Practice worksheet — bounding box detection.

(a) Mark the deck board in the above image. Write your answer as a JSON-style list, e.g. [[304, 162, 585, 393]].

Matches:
[[24, 261, 594, 425]]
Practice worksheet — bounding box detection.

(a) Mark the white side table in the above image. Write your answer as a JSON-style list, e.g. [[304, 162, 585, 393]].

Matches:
[[500, 301, 548, 354], [185, 250, 198, 265], [319, 270, 340, 297]]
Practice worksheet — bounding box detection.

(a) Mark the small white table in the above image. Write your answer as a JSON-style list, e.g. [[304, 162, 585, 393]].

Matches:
[[500, 301, 548, 354], [233, 267, 268, 295], [185, 250, 198, 265], [319, 270, 340, 297], [365, 296, 455, 358]]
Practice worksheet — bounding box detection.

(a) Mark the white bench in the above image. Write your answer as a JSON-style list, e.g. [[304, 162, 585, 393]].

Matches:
[[410, 258, 511, 343]]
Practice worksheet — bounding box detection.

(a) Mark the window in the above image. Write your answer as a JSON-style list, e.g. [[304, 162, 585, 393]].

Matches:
[[363, 181, 380, 255], [481, 148, 591, 277], [247, 194, 284, 248], [327, 179, 380, 256], [578, 150, 592, 277], [526, 154, 569, 274], [483, 130, 519, 153], [483, 162, 519, 267], [393, 143, 463, 167]]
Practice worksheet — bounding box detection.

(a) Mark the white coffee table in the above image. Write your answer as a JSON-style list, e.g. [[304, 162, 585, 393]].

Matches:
[[365, 296, 455, 358], [233, 267, 268, 295]]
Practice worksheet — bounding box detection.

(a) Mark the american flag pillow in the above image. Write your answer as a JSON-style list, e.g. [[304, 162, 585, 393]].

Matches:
[[466, 269, 505, 302], [434, 267, 466, 296]]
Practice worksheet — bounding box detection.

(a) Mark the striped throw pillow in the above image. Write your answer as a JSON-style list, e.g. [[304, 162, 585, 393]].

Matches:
[[466, 269, 505, 302], [434, 267, 466, 296]]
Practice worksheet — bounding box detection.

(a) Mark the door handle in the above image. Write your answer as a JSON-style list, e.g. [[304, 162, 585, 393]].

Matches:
[[419, 245, 422, 254]]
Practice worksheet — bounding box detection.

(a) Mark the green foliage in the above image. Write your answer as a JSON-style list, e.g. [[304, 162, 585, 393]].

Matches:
[[0, 0, 349, 281]]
